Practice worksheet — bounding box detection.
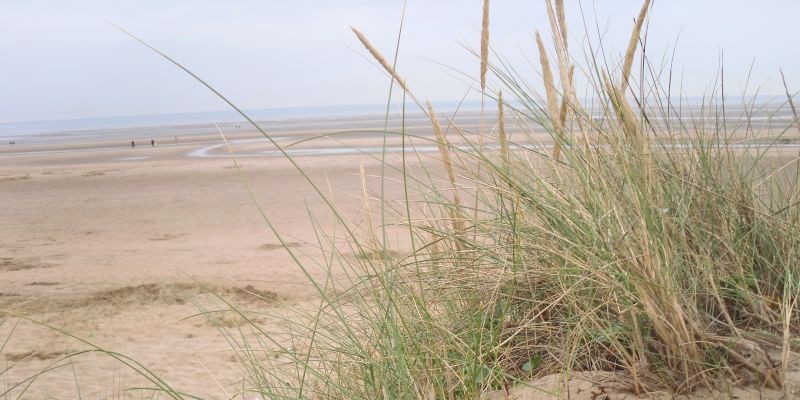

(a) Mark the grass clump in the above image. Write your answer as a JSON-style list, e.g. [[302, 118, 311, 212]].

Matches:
[[240, 1, 800, 398]]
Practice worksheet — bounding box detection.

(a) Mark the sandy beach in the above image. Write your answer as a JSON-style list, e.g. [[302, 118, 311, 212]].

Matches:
[[0, 115, 441, 398], [1, 109, 798, 398]]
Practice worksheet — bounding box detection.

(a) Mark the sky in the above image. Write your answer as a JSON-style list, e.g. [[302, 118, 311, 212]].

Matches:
[[1, 0, 799, 124]]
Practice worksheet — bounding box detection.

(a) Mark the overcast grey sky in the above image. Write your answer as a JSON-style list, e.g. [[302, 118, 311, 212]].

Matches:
[[1, 0, 798, 123]]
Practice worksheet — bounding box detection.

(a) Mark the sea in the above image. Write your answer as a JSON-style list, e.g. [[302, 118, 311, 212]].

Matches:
[[0, 101, 485, 145], [0, 96, 793, 146]]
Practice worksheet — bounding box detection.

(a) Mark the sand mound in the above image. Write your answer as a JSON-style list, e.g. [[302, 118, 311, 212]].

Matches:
[[4, 350, 74, 362], [0, 174, 31, 183], [1, 282, 281, 315], [257, 241, 301, 251], [486, 370, 800, 400], [25, 281, 59, 286], [0, 257, 53, 272]]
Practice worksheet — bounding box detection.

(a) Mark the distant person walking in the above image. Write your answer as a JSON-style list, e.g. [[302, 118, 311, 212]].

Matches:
[[151, 139, 156, 147], [131, 140, 135, 148]]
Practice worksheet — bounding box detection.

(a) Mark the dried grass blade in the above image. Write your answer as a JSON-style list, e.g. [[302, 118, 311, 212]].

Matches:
[[620, 0, 652, 93], [351, 26, 410, 94], [480, 0, 490, 92]]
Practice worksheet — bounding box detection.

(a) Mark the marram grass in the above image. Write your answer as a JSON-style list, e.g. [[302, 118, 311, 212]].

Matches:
[[242, 0, 799, 398]]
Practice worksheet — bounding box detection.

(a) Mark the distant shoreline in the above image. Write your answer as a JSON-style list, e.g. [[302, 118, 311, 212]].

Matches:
[[1, 96, 792, 138]]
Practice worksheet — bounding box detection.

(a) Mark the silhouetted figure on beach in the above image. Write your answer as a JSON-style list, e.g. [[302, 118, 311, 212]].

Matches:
[[131, 140, 135, 148], [151, 139, 156, 147]]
